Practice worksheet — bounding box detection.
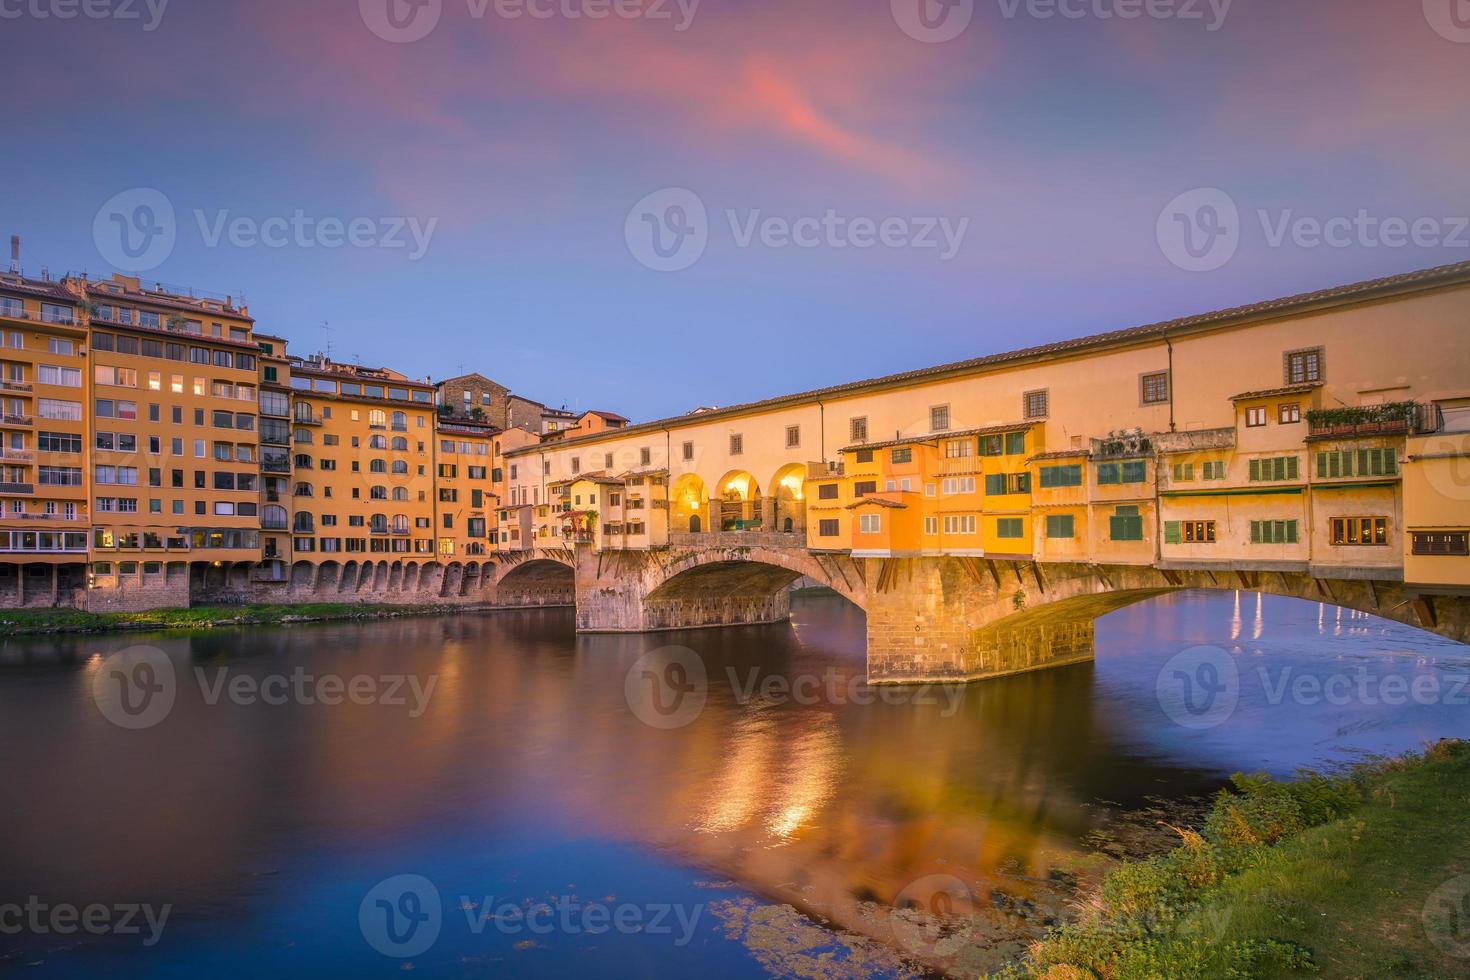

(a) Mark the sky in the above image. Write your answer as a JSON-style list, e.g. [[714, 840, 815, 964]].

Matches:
[[2, 0, 1468, 420]]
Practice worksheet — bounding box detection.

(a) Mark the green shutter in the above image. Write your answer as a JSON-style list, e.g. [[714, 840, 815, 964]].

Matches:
[[1016, 472, 1031, 494], [1005, 431, 1026, 455], [1046, 514, 1074, 538], [1249, 459, 1261, 481], [1250, 520, 1261, 543], [1164, 521, 1182, 544], [1286, 456, 1298, 480], [985, 473, 1006, 495], [1285, 520, 1299, 544]]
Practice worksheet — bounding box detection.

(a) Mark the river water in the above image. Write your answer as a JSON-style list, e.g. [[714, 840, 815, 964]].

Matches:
[[2, 591, 1467, 978]]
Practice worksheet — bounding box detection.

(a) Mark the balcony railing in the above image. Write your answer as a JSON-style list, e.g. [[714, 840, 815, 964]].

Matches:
[[0, 482, 35, 495], [262, 459, 291, 474], [936, 457, 983, 476], [261, 519, 289, 531], [1, 414, 33, 427], [0, 450, 32, 462], [1306, 403, 1436, 441], [0, 305, 81, 327], [0, 379, 31, 394], [293, 414, 323, 426]]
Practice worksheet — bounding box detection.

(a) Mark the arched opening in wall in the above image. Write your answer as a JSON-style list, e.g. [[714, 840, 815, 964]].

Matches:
[[770, 463, 807, 537], [496, 559, 576, 608], [643, 556, 866, 637], [670, 473, 708, 535], [715, 470, 762, 532]]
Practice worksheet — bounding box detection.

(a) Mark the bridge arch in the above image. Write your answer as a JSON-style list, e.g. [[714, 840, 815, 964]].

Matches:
[[493, 555, 576, 607], [646, 543, 866, 612]]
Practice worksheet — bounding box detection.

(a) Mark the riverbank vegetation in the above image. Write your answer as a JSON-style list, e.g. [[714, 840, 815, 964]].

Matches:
[[0, 602, 474, 635], [991, 739, 1470, 979]]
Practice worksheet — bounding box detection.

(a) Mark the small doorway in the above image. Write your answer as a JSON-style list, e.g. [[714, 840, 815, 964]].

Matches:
[[689, 515, 702, 533]]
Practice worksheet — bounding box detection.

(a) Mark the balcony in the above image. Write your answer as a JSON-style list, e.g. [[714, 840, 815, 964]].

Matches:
[[0, 450, 32, 463], [0, 379, 31, 394], [936, 457, 983, 476], [262, 458, 291, 474], [1, 414, 33, 428], [1306, 402, 1435, 441], [261, 518, 289, 531], [807, 460, 844, 479], [0, 482, 35, 495], [0, 305, 81, 328], [292, 414, 323, 426]]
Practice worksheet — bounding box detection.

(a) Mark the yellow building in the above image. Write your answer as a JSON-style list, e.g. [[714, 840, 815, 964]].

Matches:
[[434, 417, 497, 557], [0, 275, 89, 603], [286, 356, 436, 560], [85, 275, 264, 593]]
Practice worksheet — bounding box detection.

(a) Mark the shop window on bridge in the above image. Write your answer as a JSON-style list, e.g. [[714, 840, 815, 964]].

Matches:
[[1316, 449, 1396, 479], [1096, 461, 1146, 485], [1172, 462, 1194, 482], [1202, 460, 1227, 480], [1250, 456, 1300, 482], [1110, 505, 1144, 541], [1250, 519, 1299, 545], [1038, 464, 1082, 488], [985, 472, 1030, 495], [853, 480, 877, 497], [1412, 531, 1469, 556], [995, 517, 1024, 539], [817, 483, 839, 500], [1330, 517, 1388, 546], [1165, 520, 1216, 544], [854, 449, 874, 464], [891, 447, 913, 464], [1046, 514, 1074, 538], [924, 517, 938, 535], [858, 514, 881, 534]]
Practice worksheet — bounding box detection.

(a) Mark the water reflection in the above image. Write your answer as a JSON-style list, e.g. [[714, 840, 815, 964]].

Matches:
[[1, 591, 1467, 977]]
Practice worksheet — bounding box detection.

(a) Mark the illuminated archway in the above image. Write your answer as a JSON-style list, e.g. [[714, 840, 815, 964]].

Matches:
[[715, 470, 762, 530], [671, 472, 709, 534], [770, 463, 808, 535]]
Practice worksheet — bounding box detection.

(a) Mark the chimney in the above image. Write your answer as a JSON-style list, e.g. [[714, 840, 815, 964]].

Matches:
[[9, 236, 17, 274]]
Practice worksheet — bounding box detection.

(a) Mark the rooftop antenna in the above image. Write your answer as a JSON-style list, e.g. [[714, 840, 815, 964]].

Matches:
[[320, 321, 333, 359], [9, 236, 18, 275]]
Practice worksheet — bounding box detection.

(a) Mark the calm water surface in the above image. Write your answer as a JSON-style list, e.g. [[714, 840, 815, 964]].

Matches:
[[2, 591, 1467, 977]]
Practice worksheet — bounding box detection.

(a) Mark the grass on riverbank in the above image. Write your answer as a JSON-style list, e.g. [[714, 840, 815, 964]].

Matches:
[[991, 739, 1470, 979], [0, 602, 442, 635]]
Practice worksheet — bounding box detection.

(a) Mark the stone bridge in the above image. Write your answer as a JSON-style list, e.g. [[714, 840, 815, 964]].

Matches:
[[473, 534, 1470, 684]]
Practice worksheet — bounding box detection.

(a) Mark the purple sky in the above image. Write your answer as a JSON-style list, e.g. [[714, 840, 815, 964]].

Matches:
[[3, 0, 1468, 419]]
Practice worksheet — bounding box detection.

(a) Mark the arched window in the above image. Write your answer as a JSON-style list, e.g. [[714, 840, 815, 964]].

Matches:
[[293, 511, 315, 532], [391, 514, 409, 533], [391, 460, 408, 475], [392, 487, 409, 501], [294, 454, 313, 469], [391, 411, 407, 431], [293, 482, 314, 497], [391, 436, 408, 451], [370, 485, 387, 500], [294, 428, 313, 445], [263, 505, 287, 530], [370, 514, 387, 533], [368, 409, 386, 428], [370, 459, 386, 473], [369, 434, 387, 450]]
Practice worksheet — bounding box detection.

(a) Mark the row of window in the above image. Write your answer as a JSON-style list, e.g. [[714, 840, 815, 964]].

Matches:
[[291, 537, 433, 554], [93, 529, 262, 550], [92, 332, 256, 371], [288, 375, 432, 404]]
